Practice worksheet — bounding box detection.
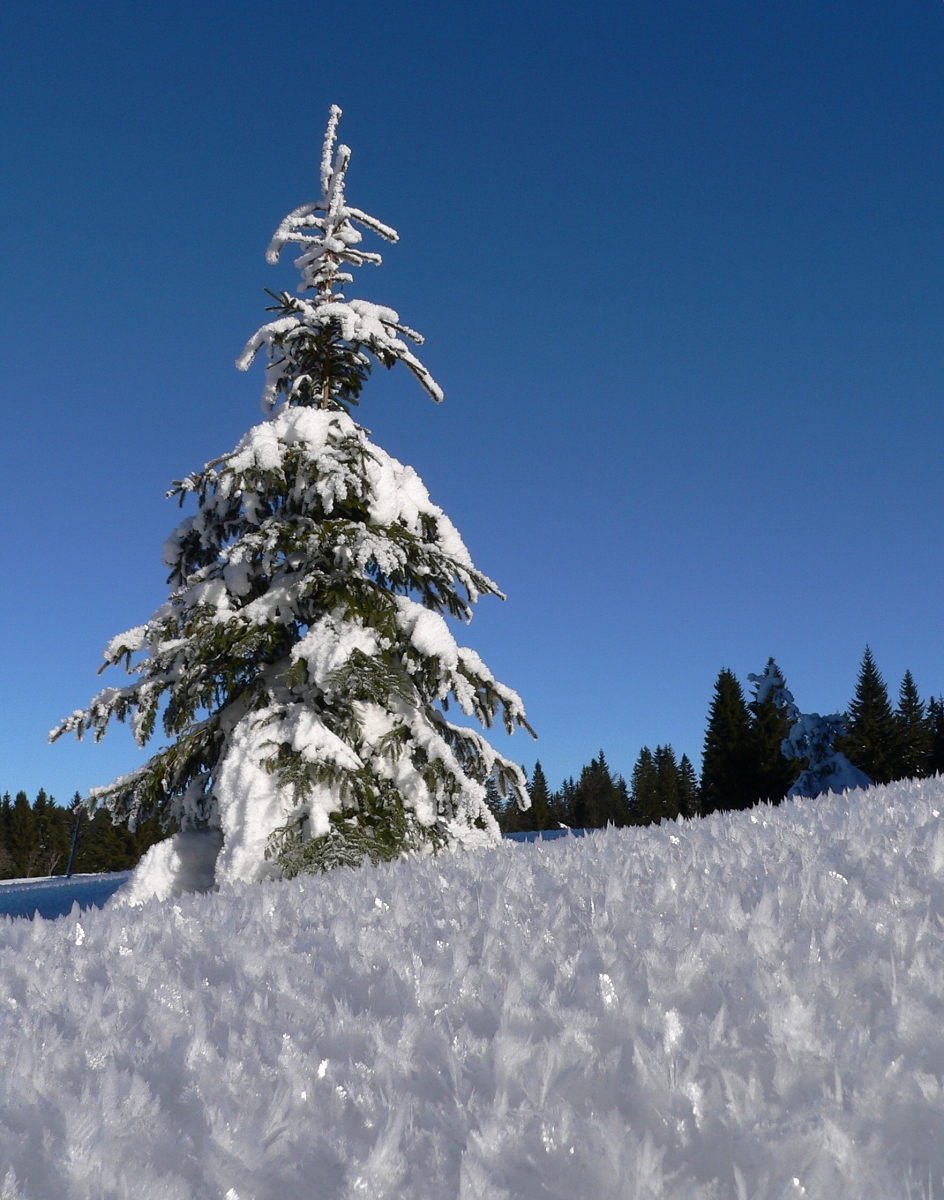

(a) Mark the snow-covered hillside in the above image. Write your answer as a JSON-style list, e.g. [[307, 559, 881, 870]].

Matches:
[[2, 779, 944, 1199]]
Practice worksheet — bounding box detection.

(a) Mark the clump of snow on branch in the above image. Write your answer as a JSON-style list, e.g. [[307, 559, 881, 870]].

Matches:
[[748, 661, 870, 798], [2, 778, 943, 1197]]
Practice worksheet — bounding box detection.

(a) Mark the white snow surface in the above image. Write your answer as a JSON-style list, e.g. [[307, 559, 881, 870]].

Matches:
[[4, 778, 944, 1198]]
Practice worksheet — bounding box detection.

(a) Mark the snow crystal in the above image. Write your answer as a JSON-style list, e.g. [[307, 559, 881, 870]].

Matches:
[[3, 778, 944, 1196]]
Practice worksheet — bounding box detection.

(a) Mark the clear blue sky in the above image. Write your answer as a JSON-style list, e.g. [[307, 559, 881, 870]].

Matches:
[[3, 0, 944, 803]]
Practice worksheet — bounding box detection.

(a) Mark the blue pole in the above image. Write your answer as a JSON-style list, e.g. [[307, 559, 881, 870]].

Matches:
[[66, 809, 81, 879]]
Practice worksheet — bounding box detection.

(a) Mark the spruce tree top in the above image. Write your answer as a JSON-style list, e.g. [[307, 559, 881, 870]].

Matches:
[[845, 646, 897, 784], [700, 669, 752, 814], [893, 669, 930, 781], [237, 103, 442, 413], [52, 107, 533, 885]]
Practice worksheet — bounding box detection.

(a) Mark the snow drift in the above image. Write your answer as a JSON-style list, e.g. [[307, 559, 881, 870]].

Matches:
[[2, 777, 944, 1198]]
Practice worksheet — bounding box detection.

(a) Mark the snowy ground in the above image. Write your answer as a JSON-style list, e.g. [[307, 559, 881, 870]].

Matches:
[[0, 872, 131, 920], [2, 781, 944, 1199]]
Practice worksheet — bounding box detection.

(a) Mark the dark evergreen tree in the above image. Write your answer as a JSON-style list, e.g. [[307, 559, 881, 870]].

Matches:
[[630, 745, 691, 824], [747, 658, 801, 804], [677, 754, 699, 819], [700, 669, 754, 814], [7, 792, 38, 878], [0, 788, 172, 878], [72, 810, 143, 873], [498, 761, 557, 834], [629, 747, 659, 824], [526, 761, 556, 831], [567, 753, 630, 829], [653, 745, 681, 822], [842, 647, 898, 784], [894, 670, 931, 781], [31, 790, 70, 877], [65, 792, 172, 874], [484, 778, 506, 827], [0, 793, 13, 879], [928, 697, 944, 777]]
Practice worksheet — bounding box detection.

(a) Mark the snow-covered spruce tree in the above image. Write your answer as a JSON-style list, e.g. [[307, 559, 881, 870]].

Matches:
[[747, 661, 869, 800], [52, 105, 533, 889]]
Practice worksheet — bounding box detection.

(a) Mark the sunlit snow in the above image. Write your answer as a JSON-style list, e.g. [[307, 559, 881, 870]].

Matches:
[[2, 778, 944, 1197]]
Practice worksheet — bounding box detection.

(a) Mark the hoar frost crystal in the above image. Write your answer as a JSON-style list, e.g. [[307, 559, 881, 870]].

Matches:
[[52, 106, 533, 897]]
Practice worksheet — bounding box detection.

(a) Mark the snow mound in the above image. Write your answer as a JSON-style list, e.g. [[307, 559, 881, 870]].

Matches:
[[117, 830, 223, 906], [3, 778, 944, 1198]]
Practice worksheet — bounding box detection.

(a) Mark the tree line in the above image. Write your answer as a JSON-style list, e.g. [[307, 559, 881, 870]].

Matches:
[[8, 648, 940, 867], [494, 647, 944, 833], [0, 791, 169, 880]]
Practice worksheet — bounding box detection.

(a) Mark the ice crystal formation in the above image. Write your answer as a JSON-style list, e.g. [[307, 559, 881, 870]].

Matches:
[[2, 779, 943, 1196]]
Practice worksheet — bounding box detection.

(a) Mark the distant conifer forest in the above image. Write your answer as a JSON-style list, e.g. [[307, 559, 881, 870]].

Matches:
[[6, 647, 944, 875], [0, 793, 171, 880], [493, 647, 944, 834]]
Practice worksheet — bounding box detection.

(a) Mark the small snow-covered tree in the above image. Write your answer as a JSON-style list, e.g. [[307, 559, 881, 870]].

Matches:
[[746, 657, 801, 803], [746, 661, 870, 800], [52, 106, 533, 888]]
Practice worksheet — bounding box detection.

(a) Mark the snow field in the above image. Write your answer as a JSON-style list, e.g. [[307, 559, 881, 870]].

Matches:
[[3, 780, 944, 1199], [0, 873, 131, 921]]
